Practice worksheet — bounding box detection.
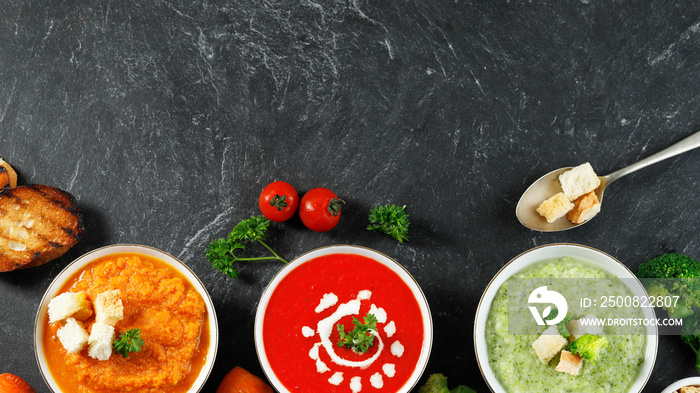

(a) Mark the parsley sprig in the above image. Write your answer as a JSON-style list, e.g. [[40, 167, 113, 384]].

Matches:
[[367, 204, 410, 243], [336, 313, 378, 354], [207, 215, 287, 278], [113, 328, 144, 358]]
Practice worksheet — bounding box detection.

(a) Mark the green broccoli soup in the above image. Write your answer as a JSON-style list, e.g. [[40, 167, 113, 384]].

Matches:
[[485, 257, 647, 393]]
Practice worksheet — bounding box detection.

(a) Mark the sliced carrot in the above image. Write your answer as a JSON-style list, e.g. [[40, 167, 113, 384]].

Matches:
[[0, 158, 18, 189], [0, 373, 37, 393], [216, 366, 273, 393]]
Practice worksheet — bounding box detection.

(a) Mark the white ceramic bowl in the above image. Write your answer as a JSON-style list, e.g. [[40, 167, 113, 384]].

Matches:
[[661, 377, 700, 393], [254, 245, 433, 393], [34, 244, 219, 393], [474, 243, 658, 393]]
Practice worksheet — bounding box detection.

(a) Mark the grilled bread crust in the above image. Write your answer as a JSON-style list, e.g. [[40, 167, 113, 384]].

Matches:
[[0, 185, 83, 272]]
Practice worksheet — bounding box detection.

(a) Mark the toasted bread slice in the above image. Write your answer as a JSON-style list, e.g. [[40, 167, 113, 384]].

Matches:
[[0, 185, 83, 272], [0, 159, 18, 190]]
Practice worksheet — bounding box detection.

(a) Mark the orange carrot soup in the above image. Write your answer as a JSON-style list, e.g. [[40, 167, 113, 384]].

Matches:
[[43, 253, 209, 393]]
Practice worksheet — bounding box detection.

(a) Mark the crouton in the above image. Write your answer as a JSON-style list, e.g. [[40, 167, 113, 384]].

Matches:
[[558, 163, 601, 201], [56, 317, 89, 354], [94, 289, 123, 326], [568, 314, 603, 340], [680, 386, 700, 393], [48, 291, 93, 323], [88, 321, 115, 361], [567, 191, 601, 224], [536, 192, 574, 223], [556, 350, 584, 376], [532, 325, 568, 364]]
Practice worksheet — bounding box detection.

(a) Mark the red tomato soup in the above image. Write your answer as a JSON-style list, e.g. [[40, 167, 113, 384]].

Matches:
[[262, 253, 425, 393]]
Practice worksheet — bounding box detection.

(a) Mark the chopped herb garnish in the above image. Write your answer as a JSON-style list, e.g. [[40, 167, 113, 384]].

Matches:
[[367, 204, 410, 243], [113, 328, 144, 358], [336, 313, 378, 354], [207, 215, 287, 278]]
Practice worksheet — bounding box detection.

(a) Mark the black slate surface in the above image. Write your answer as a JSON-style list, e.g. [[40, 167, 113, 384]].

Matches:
[[1, 1, 700, 392]]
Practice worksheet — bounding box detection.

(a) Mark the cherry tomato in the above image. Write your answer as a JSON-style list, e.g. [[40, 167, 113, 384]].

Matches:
[[0, 373, 36, 393], [299, 187, 345, 232], [258, 181, 299, 222]]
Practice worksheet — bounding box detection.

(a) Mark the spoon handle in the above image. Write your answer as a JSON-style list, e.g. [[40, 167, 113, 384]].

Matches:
[[605, 130, 700, 184]]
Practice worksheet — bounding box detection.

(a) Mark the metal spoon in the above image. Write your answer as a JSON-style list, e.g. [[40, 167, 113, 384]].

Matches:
[[516, 130, 700, 232]]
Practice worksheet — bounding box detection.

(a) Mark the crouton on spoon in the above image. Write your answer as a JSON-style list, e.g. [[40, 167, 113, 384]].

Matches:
[[516, 130, 700, 232]]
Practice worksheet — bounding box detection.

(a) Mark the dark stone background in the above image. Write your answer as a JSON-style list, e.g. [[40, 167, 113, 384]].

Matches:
[[1, 1, 699, 391]]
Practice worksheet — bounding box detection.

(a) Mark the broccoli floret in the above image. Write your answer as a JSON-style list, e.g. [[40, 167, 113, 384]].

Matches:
[[681, 312, 700, 372], [418, 373, 449, 393], [638, 253, 700, 278], [544, 309, 572, 338], [637, 253, 700, 318], [417, 374, 476, 393], [640, 253, 700, 372], [450, 387, 477, 393], [567, 334, 609, 364], [557, 312, 572, 338]]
